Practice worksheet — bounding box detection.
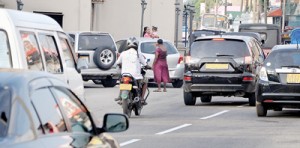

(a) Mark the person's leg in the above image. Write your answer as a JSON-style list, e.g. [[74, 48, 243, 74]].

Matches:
[[163, 82, 167, 92]]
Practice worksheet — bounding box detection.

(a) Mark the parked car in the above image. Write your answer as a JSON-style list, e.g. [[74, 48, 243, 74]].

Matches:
[[184, 35, 265, 106], [256, 44, 300, 117], [0, 8, 86, 101], [68, 32, 119, 87], [116, 38, 184, 88], [0, 69, 129, 148]]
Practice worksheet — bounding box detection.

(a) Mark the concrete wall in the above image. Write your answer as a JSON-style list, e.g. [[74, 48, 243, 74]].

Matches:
[[2, 0, 183, 42]]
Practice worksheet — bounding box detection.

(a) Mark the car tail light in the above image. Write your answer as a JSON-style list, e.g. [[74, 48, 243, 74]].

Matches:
[[264, 99, 273, 103], [244, 56, 253, 64], [243, 76, 253, 81], [184, 76, 192, 81], [259, 67, 269, 82], [178, 55, 183, 64], [122, 77, 132, 84]]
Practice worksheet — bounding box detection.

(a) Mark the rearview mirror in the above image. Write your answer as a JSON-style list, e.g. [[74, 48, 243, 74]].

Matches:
[[100, 113, 129, 133]]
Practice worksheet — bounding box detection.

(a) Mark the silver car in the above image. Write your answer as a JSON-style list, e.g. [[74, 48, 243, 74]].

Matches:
[[116, 38, 184, 88], [68, 32, 120, 87]]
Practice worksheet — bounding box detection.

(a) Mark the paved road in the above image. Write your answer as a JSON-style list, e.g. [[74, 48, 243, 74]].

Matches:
[[84, 81, 300, 148]]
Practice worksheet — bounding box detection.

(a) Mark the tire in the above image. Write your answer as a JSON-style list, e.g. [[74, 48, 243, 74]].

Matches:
[[92, 79, 102, 84], [256, 103, 267, 117], [172, 80, 183, 88], [134, 100, 142, 116], [101, 79, 117, 87], [122, 99, 131, 118], [248, 93, 256, 106], [184, 91, 196, 106], [93, 47, 116, 70], [200, 96, 212, 103]]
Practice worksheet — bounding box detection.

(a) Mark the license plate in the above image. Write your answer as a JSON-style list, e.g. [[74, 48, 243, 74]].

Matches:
[[120, 84, 132, 90], [287, 74, 300, 83], [205, 63, 229, 70]]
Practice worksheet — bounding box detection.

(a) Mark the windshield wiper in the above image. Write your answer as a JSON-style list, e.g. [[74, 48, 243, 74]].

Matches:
[[216, 54, 234, 57], [281, 65, 300, 68]]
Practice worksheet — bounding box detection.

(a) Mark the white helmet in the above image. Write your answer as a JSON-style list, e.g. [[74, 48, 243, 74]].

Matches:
[[127, 37, 138, 50]]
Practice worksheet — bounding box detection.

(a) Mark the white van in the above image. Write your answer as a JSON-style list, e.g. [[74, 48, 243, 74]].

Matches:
[[0, 8, 86, 100]]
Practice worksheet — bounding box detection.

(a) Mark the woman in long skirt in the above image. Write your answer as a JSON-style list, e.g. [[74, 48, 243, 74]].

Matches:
[[153, 39, 170, 92]]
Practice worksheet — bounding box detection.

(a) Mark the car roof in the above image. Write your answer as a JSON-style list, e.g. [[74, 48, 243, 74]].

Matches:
[[0, 8, 63, 32], [120, 37, 172, 43], [272, 44, 300, 51], [0, 69, 68, 89], [221, 32, 262, 42], [194, 35, 255, 42], [67, 31, 110, 35], [239, 23, 280, 30]]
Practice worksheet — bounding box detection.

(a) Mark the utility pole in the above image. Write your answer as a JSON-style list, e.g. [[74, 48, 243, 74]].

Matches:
[[258, 0, 261, 23], [264, 0, 267, 24], [174, 1, 180, 48], [282, 0, 286, 33], [240, 0, 244, 13], [224, 0, 228, 15]]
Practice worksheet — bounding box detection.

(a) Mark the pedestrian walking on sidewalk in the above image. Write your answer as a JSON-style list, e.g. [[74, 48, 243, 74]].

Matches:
[[152, 39, 170, 92]]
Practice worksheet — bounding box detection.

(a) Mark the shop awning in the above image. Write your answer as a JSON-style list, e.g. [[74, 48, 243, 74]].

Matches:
[[268, 8, 282, 17]]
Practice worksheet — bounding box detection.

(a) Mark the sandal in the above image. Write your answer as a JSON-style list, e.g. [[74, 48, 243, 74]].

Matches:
[[153, 89, 161, 92]]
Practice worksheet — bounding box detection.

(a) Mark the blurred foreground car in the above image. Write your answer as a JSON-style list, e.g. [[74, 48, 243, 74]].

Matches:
[[256, 45, 300, 116], [116, 38, 184, 88], [0, 69, 128, 148]]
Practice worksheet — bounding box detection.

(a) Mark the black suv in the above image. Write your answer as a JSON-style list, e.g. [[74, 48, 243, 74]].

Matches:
[[256, 45, 300, 116], [183, 36, 265, 106]]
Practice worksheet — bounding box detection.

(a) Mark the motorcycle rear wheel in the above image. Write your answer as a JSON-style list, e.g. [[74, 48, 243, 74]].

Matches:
[[122, 99, 131, 118], [134, 101, 142, 116]]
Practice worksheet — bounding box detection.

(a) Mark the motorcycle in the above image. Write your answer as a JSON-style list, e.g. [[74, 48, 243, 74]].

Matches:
[[118, 66, 150, 117]]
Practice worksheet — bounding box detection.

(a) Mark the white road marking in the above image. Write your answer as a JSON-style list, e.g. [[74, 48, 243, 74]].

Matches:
[[155, 124, 192, 135], [200, 110, 229, 120], [120, 139, 141, 147]]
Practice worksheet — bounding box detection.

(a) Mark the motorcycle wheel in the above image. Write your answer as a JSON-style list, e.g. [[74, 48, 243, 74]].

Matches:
[[122, 99, 131, 118], [134, 100, 142, 116]]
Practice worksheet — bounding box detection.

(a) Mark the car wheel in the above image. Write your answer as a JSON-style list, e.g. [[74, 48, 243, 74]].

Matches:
[[93, 46, 116, 70], [172, 80, 183, 88], [101, 78, 117, 87], [200, 96, 212, 103], [92, 79, 102, 84], [184, 91, 196, 106], [248, 93, 256, 106], [256, 103, 267, 117]]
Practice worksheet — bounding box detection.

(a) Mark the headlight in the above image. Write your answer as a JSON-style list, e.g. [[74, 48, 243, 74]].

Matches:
[[259, 67, 269, 82]]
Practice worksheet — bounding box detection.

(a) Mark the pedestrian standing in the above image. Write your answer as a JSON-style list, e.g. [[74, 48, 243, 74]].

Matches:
[[143, 26, 152, 38], [152, 26, 159, 38], [152, 39, 170, 92]]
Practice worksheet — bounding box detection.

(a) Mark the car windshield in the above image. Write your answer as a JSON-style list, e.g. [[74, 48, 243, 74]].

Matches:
[[264, 50, 300, 68], [190, 39, 250, 58], [78, 35, 116, 51], [0, 87, 11, 137], [140, 42, 177, 54]]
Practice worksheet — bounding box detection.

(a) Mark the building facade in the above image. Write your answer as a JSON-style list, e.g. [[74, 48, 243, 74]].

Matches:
[[1, 0, 183, 42]]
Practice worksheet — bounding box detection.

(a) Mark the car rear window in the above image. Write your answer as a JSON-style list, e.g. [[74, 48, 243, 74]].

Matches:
[[78, 35, 116, 51], [140, 42, 177, 54], [264, 50, 300, 68], [0, 88, 11, 137], [190, 39, 250, 58]]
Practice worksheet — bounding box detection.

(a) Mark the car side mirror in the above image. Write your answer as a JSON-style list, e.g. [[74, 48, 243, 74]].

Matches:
[[95, 113, 129, 135]]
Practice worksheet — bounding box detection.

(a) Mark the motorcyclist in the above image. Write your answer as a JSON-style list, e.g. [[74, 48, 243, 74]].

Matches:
[[115, 37, 151, 105]]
